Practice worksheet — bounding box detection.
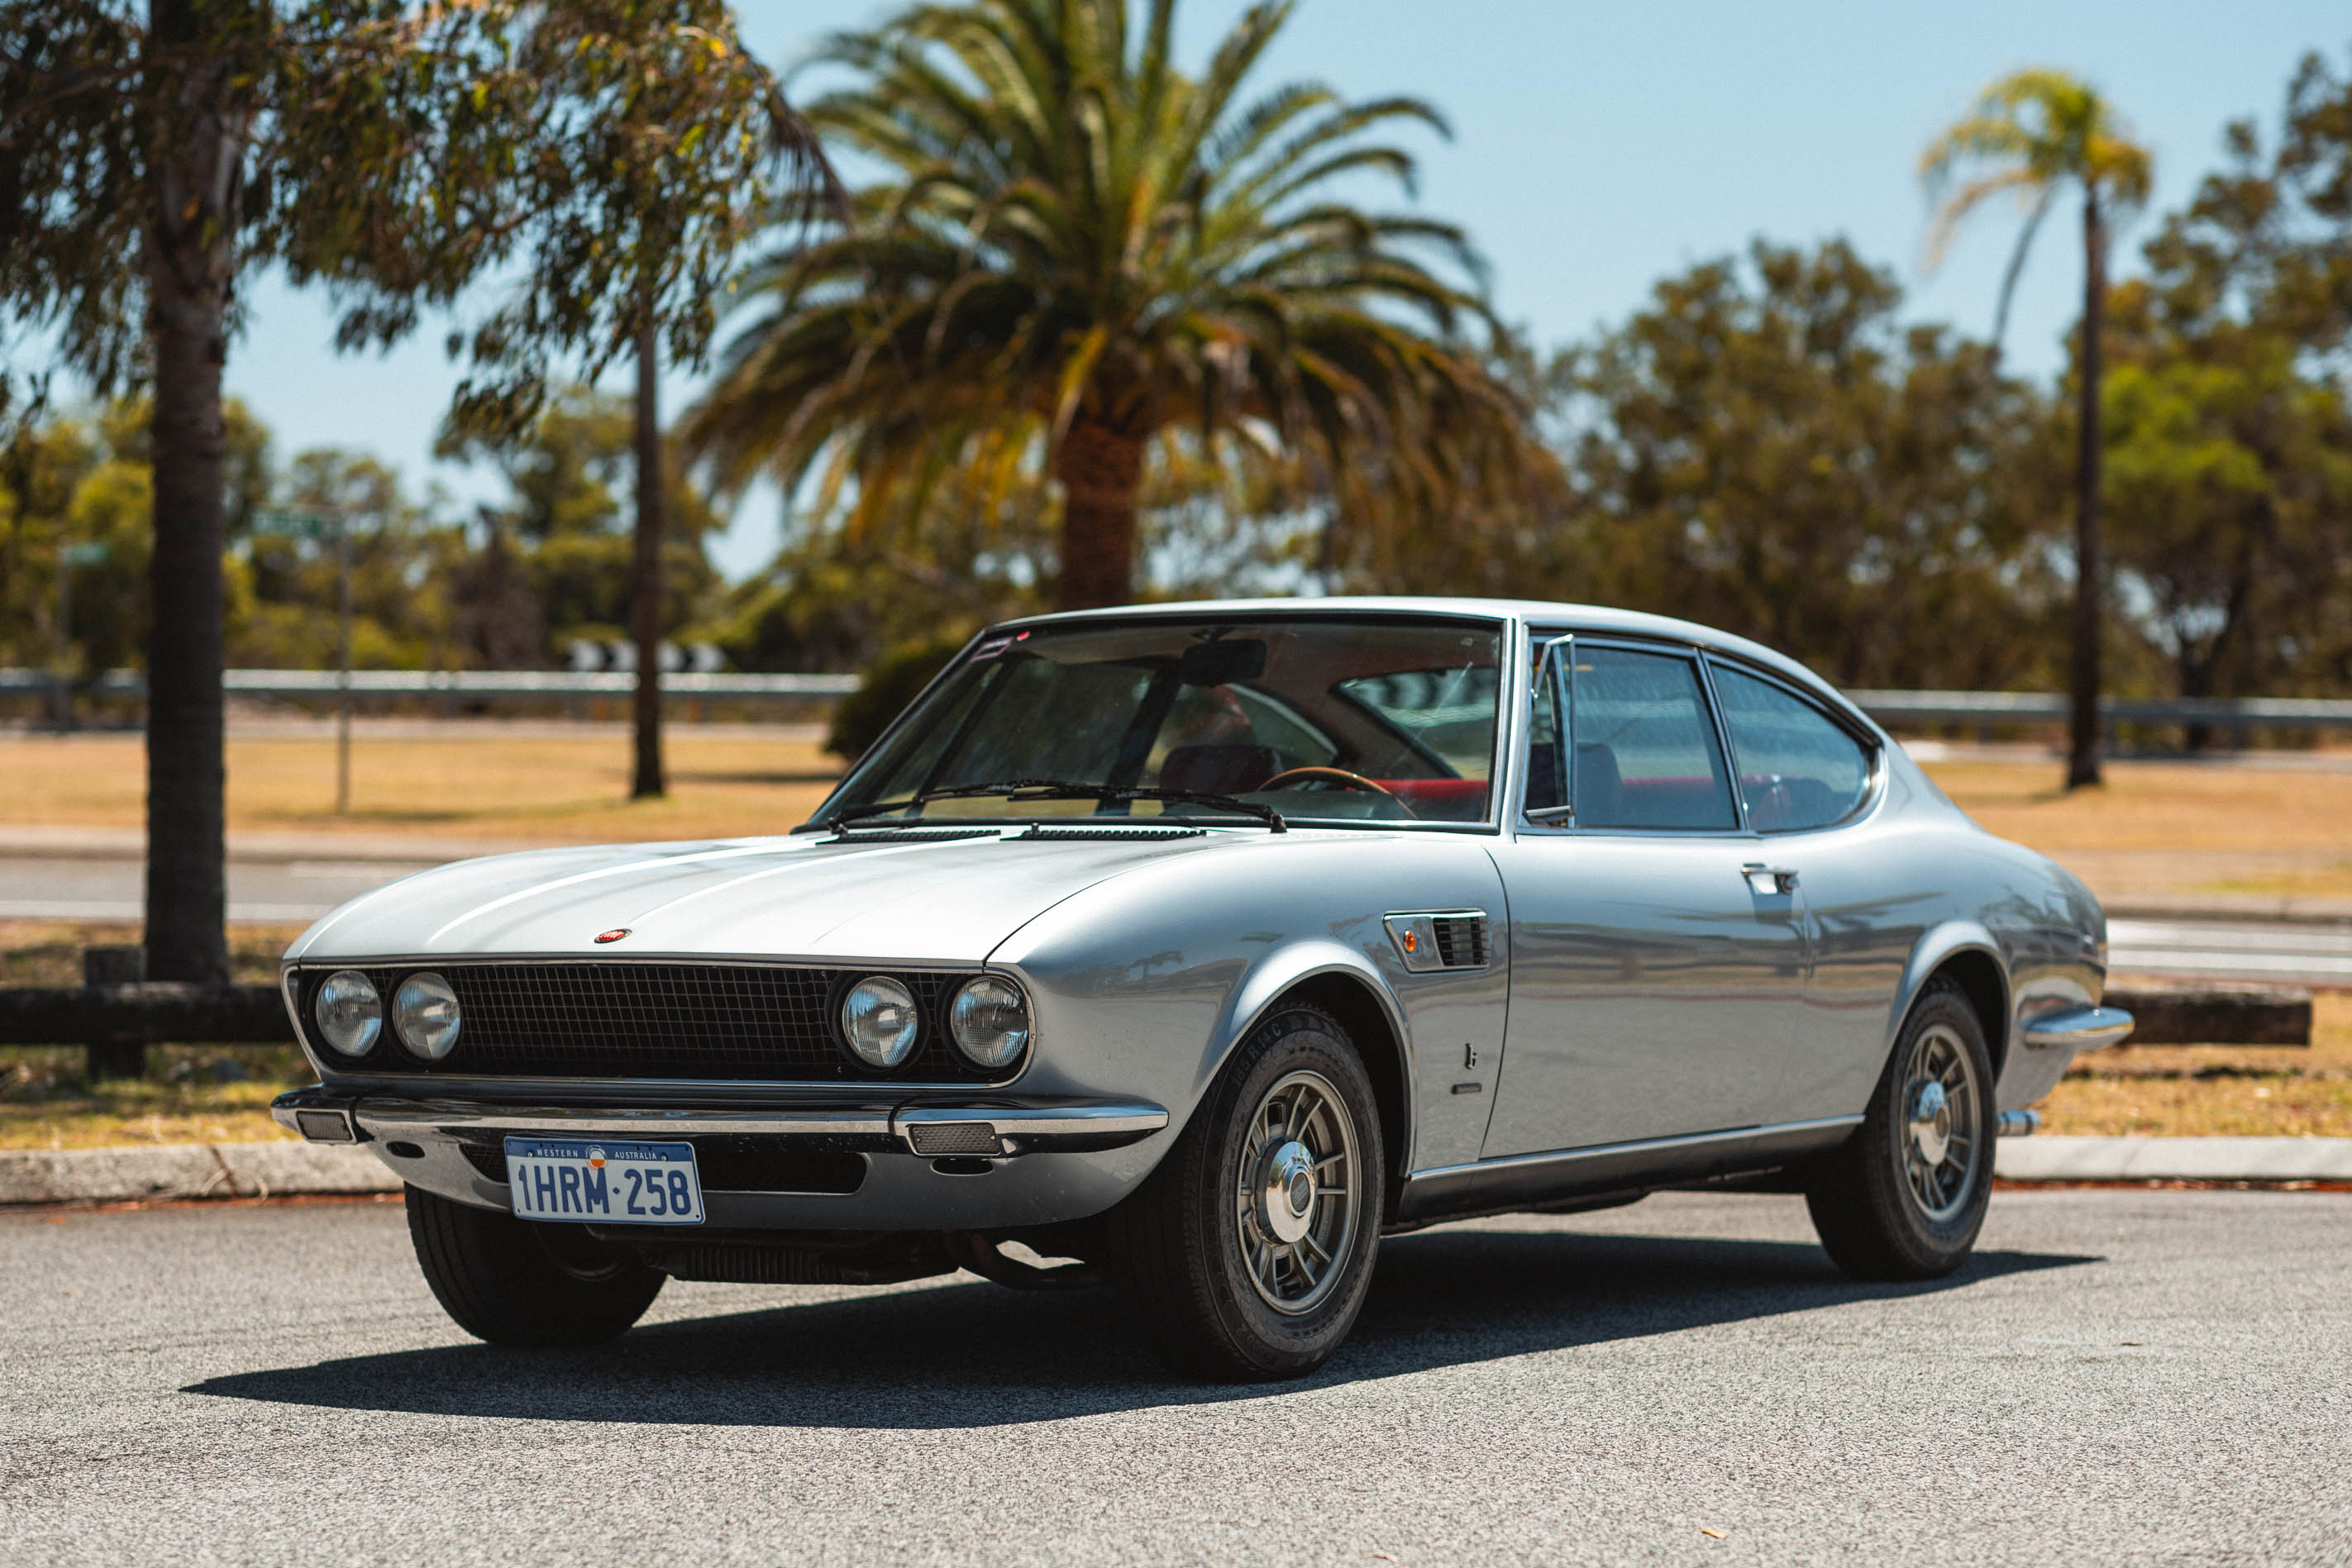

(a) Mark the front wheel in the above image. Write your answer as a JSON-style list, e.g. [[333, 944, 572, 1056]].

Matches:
[[1804, 979, 1995, 1280], [1106, 1005, 1386, 1380], [405, 1184, 665, 1346]]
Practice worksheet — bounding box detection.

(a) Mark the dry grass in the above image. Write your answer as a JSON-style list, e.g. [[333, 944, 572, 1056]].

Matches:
[[0, 1052, 305, 1149], [1921, 755, 2352, 853], [0, 727, 844, 846], [0, 922, 311, 1150], [2036, 992, 2352, 1137], [1920, 755, 2352, 903]]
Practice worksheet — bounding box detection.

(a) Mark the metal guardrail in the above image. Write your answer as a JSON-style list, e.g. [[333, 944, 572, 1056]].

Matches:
[[0, 668, 861, 702], [1846, 690, 2352, 732], [3, 670, 2348, 727]]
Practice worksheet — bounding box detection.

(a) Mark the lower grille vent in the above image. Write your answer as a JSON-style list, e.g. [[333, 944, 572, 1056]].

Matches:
[[644, 1234, 952, 1286], [906, 1121, 1004, 1156]]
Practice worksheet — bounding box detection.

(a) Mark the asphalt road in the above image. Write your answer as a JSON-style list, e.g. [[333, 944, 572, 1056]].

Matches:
[[2, 1189, 2345, 1567], [0, 855, 434, 924]]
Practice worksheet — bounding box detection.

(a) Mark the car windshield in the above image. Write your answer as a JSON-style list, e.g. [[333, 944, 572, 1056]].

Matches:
[[818, 616, 1504, 829]]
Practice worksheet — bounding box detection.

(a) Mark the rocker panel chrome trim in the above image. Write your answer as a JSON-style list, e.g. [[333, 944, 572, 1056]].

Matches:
[[1395, 1115, 1864, 1226]]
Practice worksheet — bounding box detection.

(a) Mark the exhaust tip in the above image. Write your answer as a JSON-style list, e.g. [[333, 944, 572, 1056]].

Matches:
[[1994, 1108, 2041, 1138]]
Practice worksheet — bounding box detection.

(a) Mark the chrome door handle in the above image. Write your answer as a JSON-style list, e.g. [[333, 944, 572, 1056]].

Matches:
[[1743, 864, 1797, 895]]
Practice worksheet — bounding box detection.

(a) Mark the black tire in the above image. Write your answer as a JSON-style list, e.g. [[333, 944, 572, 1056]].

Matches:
[[405, 1184, 665, 1346], [1105, 1004, 1386, 1381], [1804, 979, 1996, 1280]]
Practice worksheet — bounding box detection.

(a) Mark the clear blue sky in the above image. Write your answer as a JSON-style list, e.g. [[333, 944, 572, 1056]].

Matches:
[[146, 2, 2352, 576]]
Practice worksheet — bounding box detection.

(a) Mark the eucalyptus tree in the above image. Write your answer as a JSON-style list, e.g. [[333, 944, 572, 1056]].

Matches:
[[449, 2, 833, 799], [1, 0, 826, 976], [2, 0, 544, 979], [2102, 46, 2352, 732], [688, 0, 1542, 611], [1923, 69, 2153, 788]]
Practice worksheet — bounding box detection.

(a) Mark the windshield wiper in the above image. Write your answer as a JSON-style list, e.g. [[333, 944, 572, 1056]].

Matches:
[[823, 778, 1286, 833]]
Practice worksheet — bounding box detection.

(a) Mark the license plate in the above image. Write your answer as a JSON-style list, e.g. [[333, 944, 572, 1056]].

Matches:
[[503, 1137, 704, 1226]]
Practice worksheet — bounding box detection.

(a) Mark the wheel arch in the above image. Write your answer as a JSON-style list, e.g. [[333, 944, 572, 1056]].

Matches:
[[1896, 922, 2014, 1080], [1220, 947, 1415, 1205]]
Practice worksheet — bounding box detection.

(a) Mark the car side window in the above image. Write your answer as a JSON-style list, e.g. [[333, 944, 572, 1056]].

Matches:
[[1571, 646, 1738, 832], [1710, 664, 1874, 832]]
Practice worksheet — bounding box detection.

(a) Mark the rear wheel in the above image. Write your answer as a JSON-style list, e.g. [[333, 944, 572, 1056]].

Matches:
[[405, 1184, 665, 1346], [1107, 1005, 1385, 1380], [1804, 980, 1994, 1280]]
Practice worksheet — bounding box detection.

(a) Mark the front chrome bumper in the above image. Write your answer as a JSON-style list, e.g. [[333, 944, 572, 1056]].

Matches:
[[270, 1086, 1168, 1158]]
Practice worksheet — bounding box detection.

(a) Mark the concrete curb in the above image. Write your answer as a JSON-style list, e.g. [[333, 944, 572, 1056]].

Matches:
[[0, 1141, 400, 1206], [1997, 1136, 2352, 1182]]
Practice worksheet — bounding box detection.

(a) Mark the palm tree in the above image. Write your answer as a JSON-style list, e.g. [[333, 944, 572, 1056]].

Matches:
[[1923, 69, 2151, 789], [687, 0, 1538, 610]]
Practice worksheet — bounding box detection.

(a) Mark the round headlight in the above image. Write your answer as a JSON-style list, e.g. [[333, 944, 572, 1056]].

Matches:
[[313, 970, 382, 1057], [392, 971, 463, 1060], [950, 975, 1030, 1071], [840, 975, 920, 1069]]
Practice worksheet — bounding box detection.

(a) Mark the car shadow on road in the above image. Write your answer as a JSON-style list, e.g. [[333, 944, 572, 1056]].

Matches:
[[184, 1226, 2095, 1427]]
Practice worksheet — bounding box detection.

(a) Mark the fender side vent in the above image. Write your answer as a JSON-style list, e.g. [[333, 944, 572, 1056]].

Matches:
[[1431, 914, 1489, 969], [1384, 911, 1491, 973]]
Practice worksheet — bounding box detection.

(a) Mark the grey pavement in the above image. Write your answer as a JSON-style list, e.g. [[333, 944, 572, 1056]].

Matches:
[[2, 1189, 2346, 1567]]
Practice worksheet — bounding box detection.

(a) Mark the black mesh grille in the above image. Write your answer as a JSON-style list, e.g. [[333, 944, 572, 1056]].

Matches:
[[298, 963, 993, 1082]]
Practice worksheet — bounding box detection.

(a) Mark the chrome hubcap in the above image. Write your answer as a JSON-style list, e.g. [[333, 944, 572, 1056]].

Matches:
[[1235, 1070, 1359, 1315], [1900, 1023, 1979, 1222], [1258, 1138, 1318, 1243], [1908, 1079, 1952, 1166]]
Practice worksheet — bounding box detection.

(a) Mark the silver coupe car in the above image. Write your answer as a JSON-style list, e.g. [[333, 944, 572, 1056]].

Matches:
[[272, 598, 2132, 1379]]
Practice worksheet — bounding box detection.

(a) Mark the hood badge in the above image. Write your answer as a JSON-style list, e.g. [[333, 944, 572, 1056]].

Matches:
[[594, 928, 630, 944]]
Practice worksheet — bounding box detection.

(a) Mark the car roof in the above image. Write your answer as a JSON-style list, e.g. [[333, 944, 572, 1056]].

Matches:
[[995, 596, 1870, 729]]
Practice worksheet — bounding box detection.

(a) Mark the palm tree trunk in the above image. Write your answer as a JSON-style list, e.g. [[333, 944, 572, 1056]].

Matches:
[[630, 298, 666, 799], [2067, 191, 2106, 790], [1052, 421, 1144, 611], [142, 0, 241, 984]]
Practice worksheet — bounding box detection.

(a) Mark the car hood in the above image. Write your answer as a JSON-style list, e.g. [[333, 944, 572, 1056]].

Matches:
[[284, 828, 1258, 967]]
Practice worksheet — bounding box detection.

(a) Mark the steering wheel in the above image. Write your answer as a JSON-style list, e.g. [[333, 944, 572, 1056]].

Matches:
[[1257, 766, 1397, 798]]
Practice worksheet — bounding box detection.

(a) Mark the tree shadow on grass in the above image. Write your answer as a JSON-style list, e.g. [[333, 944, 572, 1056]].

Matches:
[[184, 1226, 2095, 1429]]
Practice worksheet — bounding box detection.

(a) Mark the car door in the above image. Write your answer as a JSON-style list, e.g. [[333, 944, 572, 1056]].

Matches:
[[1707, 658, 1926, 1122], [1482, 636, 1810, 1158]]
